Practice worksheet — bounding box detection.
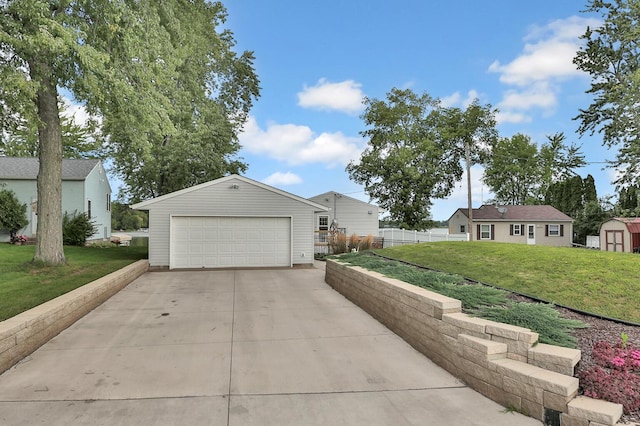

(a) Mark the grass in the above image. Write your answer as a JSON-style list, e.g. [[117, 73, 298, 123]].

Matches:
[[0, 241, 147, 321], [375, 242, 640, 323]]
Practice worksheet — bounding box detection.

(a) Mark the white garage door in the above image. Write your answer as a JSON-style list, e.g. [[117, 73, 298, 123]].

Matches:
[[170, 216, 291, 269]]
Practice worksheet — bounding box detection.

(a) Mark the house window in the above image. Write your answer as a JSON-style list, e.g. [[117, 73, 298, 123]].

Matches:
[[106, 194, 111, 212], [87, 200, 92, 219], [460, 225, 465, 233], [548, 224, 560, 237], [480, 224, 491, 240], [318, 216, 329, 242], [513, 224, 522, 235]]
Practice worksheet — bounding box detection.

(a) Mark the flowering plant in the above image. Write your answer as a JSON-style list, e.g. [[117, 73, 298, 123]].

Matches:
[[580, 338, 640, 414], [11, 234, 28, 244]]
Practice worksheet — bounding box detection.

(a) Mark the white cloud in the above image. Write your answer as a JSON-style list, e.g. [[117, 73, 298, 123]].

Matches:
[[499, 83, 557, 110], [297, 78, 365, 114], [60, 96, 96, 127], [440, 90, 482, 108], [262, 171, 303, 186], [495, 111, 532, 125], [489, 16, 601, 120], [239, 116, 364, 167]]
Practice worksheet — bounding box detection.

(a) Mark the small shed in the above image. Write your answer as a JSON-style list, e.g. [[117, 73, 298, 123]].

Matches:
[[599, 217, 640, 253], [131, 175, 328, 269]]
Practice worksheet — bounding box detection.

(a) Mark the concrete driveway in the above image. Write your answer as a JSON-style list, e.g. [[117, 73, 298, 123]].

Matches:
[[0, 267, 540, 425]]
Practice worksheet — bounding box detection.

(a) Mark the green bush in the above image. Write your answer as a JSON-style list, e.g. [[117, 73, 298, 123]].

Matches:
[[63, 211, 98, 246], [0, 188, 28, 241], [475, 302, 588, 348]]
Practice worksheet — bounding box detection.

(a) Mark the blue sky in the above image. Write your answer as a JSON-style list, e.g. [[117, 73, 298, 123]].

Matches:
[[217, 1, 614, 221]]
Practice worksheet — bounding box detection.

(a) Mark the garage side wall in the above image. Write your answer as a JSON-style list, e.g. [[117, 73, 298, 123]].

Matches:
[[145, 179, 316, 267]]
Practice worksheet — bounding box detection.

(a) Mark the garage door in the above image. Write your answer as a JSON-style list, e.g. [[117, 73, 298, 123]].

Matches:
[[170, 216, 291, 269]]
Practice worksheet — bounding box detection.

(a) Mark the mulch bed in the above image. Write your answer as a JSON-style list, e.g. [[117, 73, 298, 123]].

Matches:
[[508, 292, 640, 424]]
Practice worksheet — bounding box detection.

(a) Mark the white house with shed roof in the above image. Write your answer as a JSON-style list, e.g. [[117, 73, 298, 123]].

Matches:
[[448, 204, 574, 247], [0, 157, 112, 242], [131, 174, 328, 269]]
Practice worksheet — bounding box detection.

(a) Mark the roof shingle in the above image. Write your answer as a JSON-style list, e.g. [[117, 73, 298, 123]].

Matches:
[[454, 204, 573, 221], [0, 157, 100, 180]]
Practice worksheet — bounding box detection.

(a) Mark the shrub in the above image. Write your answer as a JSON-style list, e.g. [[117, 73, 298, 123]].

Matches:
[[475, 302, 588, 348], [63, 211, 98, 246], [329, 232, 348, 254], [359, 234, 374, 251], [348, 233, 360, 252], [580, 339, 640, 414], [0, 189, 28, 242]]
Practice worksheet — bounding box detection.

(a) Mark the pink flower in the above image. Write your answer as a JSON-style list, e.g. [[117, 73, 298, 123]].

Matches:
[[632, 350, 640, 361], [611, 357, 626, 367]]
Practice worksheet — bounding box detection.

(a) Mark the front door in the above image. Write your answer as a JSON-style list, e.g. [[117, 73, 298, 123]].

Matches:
[[527, 224, 535, 245]]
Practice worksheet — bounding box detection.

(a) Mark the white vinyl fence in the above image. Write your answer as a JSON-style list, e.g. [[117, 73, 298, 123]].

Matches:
[[378, 228, 468, 247]]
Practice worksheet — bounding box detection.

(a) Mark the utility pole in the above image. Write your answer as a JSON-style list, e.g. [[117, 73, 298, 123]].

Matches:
[[466, 140, 473, 241]]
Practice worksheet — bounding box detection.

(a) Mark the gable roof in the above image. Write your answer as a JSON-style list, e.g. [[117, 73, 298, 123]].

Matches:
[[309, 191, 379, 208], [610, 217, 640, 233], [451, 205, 573, 222], [131, 174, 329, 211], [0, 157, 101, 180]]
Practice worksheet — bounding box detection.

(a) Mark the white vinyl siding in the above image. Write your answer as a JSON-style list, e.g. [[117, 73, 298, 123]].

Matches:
[[309, 192, 379, 237], [142, 177, 321, 268]]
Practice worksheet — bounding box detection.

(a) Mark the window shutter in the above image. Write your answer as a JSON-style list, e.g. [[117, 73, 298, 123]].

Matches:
[[560, 224, 564, 237], [521, 224, 525, 233], [476, 224, 480, 240], [510, 224, 513, 235], [491, 224, 495, 240], [545, 225, 549, 237]]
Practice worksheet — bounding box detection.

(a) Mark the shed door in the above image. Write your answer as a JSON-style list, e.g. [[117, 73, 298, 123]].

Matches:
[[170, 216, 291, 269], [605, 230, 624, 252]]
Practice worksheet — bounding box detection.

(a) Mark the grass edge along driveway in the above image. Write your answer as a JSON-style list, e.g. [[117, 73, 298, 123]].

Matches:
[[0, 244, 147, 322], [376, 242, 640, 324]]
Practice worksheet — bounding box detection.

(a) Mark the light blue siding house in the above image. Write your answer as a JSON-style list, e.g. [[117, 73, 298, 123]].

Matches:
[[0, 157, 112, 242]]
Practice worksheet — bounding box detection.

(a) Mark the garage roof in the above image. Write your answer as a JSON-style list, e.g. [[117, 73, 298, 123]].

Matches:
[[131, 174, 329, 212]]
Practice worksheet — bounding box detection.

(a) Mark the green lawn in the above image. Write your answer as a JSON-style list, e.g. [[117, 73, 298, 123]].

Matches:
[[0, 242, 147, 321], [376, 242, 640, 323]]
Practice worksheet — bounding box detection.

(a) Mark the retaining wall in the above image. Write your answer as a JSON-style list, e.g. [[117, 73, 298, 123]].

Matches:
[[325, 259, 624, 426], [0, 260, 149, 375]]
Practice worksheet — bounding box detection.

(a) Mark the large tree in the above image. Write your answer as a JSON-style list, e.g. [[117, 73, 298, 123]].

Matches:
[[347, 88, 462, 229], [483, 133, 585, 204], [439, 100, 498, 236], [574, 0, 640, 187], [0, 1, 259, 264]]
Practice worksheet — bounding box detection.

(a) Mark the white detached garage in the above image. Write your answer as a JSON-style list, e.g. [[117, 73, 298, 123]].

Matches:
[[132, 175, 328, 269]]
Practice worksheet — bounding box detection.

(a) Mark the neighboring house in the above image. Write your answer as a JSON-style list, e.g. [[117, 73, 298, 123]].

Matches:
[[131, 174, 328, 269], [599, 217, 640, 253], [308, 191, 380, 238], [448, 204, 573, 247], [0, 157, 112, 243]]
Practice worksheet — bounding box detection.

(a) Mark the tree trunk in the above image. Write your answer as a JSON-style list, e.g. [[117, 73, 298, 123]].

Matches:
[[30, 58, 66, 265]]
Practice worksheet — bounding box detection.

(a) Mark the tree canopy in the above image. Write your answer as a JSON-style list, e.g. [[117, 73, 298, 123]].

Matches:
[[0, 0, 259, 264], [483, 133, 586, 204], [574, 0, 640, 188], [347, 88, 497, 230]]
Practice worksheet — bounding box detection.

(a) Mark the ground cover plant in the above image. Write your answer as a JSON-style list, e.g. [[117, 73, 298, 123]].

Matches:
[[0, 242, 147, 321], [334, 252, 586, 348], [378, 242, 640, 323], [334, 243, 640, 420]]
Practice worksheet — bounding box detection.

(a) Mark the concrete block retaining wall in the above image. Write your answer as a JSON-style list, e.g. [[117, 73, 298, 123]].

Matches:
[[325, 259, 624, 426], [0, 260, 149, 375]]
